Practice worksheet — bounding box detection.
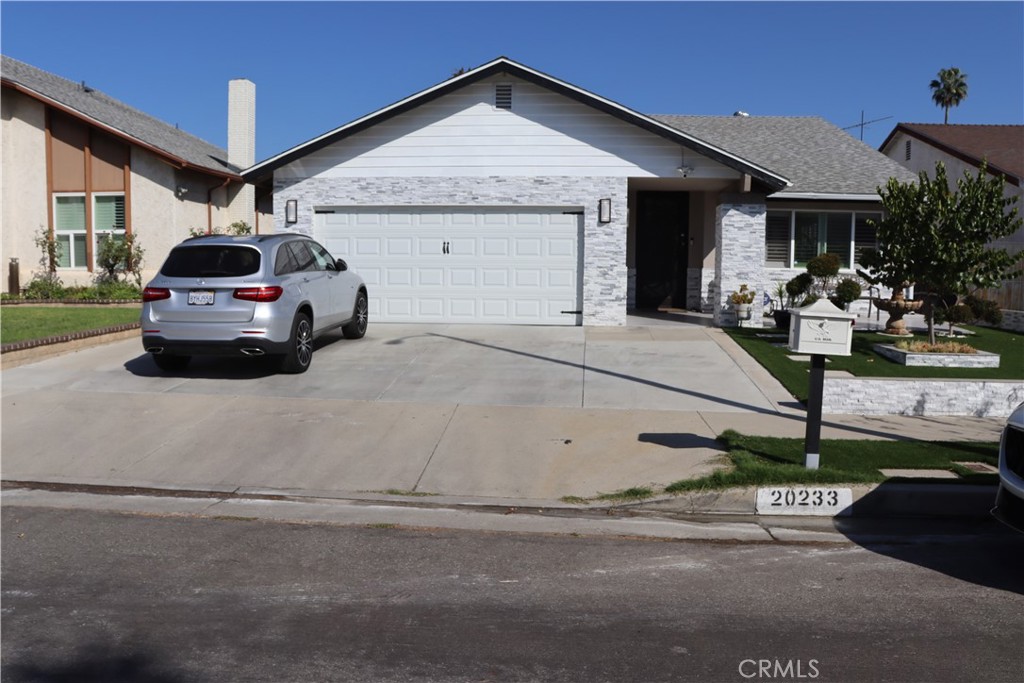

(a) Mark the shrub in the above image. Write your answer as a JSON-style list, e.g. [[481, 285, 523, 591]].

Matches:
[[94, 233, 145, 286], [785, 272, 813, 304], [831, 278, 863, 309], [23, 278, 65, 300]]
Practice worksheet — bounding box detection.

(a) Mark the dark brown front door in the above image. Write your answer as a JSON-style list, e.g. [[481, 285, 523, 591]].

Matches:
[[635, 191, 689, 309]]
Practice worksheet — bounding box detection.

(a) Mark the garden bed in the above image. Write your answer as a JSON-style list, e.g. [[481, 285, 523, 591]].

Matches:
[[725, 325, 1023, 416], [873, 343, 1001, 368]]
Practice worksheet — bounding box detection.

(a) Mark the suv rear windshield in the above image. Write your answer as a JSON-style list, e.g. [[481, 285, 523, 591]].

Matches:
[[161, 245, 261, 278]]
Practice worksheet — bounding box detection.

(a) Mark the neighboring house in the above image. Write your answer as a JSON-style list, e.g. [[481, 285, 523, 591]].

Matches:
[[880, 123, 1024, 317], [1, 55, 267, 292], [244, 57, 916, 327]]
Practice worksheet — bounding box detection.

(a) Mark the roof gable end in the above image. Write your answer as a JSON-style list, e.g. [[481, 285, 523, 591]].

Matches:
[[881, 123, 1023, 185], [244, 57, 790, 191]]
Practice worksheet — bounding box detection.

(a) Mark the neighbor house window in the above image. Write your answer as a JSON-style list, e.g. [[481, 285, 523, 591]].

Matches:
[[53, 192, 126, 269], [54, 194, 88, 268], [93, 193, 126, 260], [765, 210, 880, 269]]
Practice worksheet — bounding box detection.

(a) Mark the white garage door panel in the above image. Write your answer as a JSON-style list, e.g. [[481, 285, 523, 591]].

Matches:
[[314, 208, 581, 325]]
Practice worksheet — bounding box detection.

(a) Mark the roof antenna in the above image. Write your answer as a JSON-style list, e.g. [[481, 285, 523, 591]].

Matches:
[[843, 110, 893, 140]]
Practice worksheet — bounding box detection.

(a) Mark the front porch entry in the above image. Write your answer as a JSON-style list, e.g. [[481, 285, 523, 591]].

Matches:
[[634, 191, 690, 310]]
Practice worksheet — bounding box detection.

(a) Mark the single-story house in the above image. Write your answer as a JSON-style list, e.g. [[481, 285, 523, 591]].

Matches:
[[880, 123, 1024, 318], [244, 57, 916, 327], [1, 55, 266, 291]]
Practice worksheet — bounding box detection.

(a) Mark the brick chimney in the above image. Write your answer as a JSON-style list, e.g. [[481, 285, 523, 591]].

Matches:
[[227, 78, 255, 229]]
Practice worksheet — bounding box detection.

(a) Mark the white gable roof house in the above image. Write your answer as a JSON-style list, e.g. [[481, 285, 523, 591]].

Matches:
[[244, 57, 915, 327]]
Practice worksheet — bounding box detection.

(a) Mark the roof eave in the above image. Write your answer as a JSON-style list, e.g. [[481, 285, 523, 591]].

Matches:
[[770, 192, 882, 202], [2, 77, 242, 181]]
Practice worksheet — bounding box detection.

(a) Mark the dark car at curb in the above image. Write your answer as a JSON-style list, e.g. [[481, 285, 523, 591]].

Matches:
[[141, 233, 367, 374], [993, 402, 1024, 532]]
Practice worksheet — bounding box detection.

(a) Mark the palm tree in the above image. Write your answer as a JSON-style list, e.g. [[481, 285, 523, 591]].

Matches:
[[929, 67, 969, 124]]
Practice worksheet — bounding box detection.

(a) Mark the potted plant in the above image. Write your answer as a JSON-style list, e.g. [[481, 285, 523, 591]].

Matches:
[[730, 284, 755, 320]]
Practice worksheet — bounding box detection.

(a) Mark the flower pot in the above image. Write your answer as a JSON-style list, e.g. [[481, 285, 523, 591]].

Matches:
[[733, 303, 752, 321], [773, 309, 792, 331]]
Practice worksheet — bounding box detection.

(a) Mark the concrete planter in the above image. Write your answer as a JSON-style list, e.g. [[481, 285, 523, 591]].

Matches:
[[873, 343, 1000, 369]]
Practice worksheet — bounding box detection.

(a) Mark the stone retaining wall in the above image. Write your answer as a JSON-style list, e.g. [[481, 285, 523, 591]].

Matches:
[[1001, 309, 1024, 333], [822, 377, 1024, 417]]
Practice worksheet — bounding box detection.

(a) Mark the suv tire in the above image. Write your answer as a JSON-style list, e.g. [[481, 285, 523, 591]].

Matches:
[[280, 312, 313, 374], [342, 292, 369, 340]]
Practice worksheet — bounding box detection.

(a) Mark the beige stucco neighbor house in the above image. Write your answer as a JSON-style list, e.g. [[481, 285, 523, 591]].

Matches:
[[1, 55, 268, 292], [245, 57, 916, 327], [880, 123, 1024, 326]]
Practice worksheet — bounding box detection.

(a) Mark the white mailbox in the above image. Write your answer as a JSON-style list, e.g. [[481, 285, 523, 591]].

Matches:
[[788, 299, 857, 356]]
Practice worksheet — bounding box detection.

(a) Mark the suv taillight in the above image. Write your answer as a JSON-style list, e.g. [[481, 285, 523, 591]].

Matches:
[[233, 286, 283, 302], [143, 287, 171, 302]]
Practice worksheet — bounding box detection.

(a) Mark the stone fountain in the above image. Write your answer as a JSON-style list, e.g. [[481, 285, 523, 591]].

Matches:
[[872, 291, 924, 336]]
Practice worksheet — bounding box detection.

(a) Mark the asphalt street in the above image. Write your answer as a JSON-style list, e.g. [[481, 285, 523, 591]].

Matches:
[[3, 504, 1022, 683]]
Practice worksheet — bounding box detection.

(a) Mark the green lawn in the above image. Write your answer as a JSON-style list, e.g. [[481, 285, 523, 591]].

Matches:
[[1, 306, 140, 344], [726, 324, 1023, 402], [662, 430, 999, 493]]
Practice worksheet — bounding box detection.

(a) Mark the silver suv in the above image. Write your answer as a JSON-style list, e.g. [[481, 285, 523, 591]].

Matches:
[[141, 233, 367, 374]]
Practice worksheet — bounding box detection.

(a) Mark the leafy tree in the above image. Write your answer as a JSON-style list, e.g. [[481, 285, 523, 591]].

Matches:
[[95, 233, 145, 287], [930, 67, 968, 124], [861, 162, 1021, 344]]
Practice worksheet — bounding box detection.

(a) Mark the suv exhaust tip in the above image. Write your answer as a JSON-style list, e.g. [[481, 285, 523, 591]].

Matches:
[[240, 348, 265, 356], [148, 347, 164, 355]]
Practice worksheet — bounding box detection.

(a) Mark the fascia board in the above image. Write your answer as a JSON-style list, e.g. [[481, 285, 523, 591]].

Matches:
[[771, 192, 882, 201]]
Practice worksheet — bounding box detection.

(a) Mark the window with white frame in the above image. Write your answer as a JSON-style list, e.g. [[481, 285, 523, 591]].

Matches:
[[93, 193, 126, 260], [53, 193, 126, 269], [54, 194, 88, 268], [765, 210, 881, 269]]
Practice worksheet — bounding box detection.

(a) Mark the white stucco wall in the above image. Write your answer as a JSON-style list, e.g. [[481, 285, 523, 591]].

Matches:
[[1, 89, 49, 292]]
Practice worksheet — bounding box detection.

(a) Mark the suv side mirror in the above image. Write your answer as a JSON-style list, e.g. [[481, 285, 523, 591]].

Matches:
[[335, 258, 348, 272]]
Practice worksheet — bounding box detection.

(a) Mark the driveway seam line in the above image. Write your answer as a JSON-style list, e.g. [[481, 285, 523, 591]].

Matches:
[[412, 404, 459, 492]]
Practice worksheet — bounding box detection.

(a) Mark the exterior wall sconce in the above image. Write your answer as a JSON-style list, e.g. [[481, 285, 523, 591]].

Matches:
[[285, 199, 298, 224], [598, 198, 611, 224]]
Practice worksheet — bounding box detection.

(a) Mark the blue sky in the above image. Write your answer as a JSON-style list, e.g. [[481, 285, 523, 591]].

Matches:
[[2, 1, 1022, 164]]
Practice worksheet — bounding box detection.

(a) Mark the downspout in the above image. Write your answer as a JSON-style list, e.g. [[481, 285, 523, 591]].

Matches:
[[206, 177, 232, 234]]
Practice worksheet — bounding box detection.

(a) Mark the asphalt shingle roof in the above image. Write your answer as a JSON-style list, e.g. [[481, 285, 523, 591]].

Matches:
[[651, 115, 918, 196], [1, 55, 238, 177]]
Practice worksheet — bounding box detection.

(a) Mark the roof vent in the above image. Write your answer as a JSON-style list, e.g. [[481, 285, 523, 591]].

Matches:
[[733, 110, 749, 117], [495, 83, 512, 110]]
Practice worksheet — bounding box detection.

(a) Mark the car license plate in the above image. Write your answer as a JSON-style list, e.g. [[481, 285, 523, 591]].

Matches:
[[756, 487, 853, 516], [188, 290, 215, 306]]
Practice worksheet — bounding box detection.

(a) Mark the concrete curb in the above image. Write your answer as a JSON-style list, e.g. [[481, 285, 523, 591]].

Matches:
[[2, 479, 999, 521], [634, 483, 999, 519]]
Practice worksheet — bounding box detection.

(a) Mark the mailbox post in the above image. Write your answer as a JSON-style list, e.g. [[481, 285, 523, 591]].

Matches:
[[788, 300, 856, 469]]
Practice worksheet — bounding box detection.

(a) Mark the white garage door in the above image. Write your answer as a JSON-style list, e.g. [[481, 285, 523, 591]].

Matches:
[[314, 207, 583, 325]]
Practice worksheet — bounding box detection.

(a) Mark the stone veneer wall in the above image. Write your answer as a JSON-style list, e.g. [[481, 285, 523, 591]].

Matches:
[[274, 176, 629, 326], [822, 378, 1024, 417], [714, 197, 766, 327], [1001, 309, 1024, 332]]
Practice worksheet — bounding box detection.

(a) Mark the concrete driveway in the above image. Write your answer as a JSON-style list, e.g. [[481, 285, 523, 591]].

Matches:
[[1, 319, 796, 501]]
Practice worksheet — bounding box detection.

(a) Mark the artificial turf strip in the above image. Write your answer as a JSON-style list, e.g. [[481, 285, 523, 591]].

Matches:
[[663, 430, 1000, 493], [0, 306, 141, 344], [725, 324, 1023, 402]]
